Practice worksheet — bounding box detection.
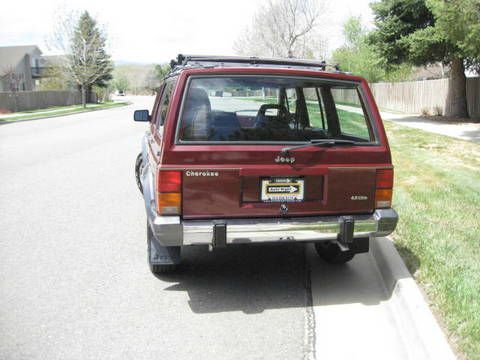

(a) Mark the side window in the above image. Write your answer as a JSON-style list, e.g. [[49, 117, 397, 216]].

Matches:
[[155, 80, 176, 127], [305, 87, 327, 130], [331, 88, 371, 140], [150, 86, 163, 123], [285, 88, 297, 114]]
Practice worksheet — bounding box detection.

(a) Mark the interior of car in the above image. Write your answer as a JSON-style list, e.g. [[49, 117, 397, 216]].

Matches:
[[178, 78, 373, 143]]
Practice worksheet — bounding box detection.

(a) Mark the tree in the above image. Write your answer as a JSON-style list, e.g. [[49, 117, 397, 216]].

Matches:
[[155, 64, 170, 80], [1, 66, 24, 112], [234, 0, 327, 59], [332, 17, 412, 82], [114, 75, 129, 93], [50, 10, 113, 107], [144, 67, 160, 94], [113, 64, 159, 95], [37, 63, 71, 91], [369, 0, 480, 118], [71, 11, 113, 107], [1, 66, 24, 92]]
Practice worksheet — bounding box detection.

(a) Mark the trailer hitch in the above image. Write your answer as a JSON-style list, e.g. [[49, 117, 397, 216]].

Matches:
[[338, 216, 354, 251]]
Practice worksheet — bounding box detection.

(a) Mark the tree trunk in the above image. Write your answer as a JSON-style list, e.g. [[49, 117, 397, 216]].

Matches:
[[81, 85, 86, 108], [445, 58, 468, 118]]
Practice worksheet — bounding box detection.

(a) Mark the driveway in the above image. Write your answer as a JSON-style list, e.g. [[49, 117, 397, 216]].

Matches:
[[0, 96, 452, 360]]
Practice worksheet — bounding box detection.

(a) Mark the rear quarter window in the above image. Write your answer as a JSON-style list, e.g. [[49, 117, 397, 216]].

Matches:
[[155, 80, 176, 128], [331, 88, 371, 140]]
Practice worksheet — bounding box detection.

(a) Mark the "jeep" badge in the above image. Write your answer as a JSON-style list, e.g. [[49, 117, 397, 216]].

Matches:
[[275, 155, 295, 164]]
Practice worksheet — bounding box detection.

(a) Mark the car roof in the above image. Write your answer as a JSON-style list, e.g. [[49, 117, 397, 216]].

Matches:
[[167, 66, 365, 83], [164, 54, 365, 82]]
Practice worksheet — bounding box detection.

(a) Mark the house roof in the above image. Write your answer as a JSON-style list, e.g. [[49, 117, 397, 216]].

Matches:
[[41, 55, 67, 66], [0, 45, 42, 70]]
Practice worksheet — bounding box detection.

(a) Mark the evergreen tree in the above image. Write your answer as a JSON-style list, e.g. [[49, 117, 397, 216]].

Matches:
[[68, 11, 113, 107], [369, 0, 480, 118]]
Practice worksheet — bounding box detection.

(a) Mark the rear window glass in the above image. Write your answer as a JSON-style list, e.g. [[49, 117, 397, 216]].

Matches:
[[177, 76, 375, 143]]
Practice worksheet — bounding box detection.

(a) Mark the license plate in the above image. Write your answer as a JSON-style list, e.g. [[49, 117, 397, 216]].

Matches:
[[261, 178, 304, 202]]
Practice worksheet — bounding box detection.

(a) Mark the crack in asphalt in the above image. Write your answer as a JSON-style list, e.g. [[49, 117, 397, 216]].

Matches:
[[303, 245, 316, 360]]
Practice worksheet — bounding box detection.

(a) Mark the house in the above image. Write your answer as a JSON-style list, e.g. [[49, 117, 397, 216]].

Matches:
[[0, 45, 45, 91], [407, 63, 449, 81]]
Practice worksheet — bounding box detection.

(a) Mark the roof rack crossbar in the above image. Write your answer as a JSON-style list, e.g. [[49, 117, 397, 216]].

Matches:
[[169, 54, 341, 72]]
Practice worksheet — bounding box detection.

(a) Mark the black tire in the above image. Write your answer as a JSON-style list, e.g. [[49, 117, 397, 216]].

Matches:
[[314, 241, 355, 264], [147, 226, 178, 274], [150, 263, 178, 274], [135, 153, 144, 194]]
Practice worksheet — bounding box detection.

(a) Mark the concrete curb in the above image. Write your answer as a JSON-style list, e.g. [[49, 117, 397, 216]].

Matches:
[[370, 237, 457, 360]]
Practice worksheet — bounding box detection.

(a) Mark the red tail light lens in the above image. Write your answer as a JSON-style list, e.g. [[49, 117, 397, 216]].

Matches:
[[158, 171, 182, 193], [156, 171, 182, 215], [375, 169, 393, 208], [376, 169, 394, 189]]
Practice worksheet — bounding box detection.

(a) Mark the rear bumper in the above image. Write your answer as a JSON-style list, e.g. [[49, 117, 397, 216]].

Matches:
[[148, 209, 398, 247]]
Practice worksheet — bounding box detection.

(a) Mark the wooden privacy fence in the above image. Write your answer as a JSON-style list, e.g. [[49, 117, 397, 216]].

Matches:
[[0, 90, 97, 113], [466, 77, 480, 118], [333, 77, 480, 118], [370, 79, 448, 115]]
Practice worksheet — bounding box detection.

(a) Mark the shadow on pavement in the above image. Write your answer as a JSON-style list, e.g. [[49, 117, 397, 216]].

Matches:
[[158, 242, 407, 314], [161, 243, 308, 314], [309, 253, 390, 307]]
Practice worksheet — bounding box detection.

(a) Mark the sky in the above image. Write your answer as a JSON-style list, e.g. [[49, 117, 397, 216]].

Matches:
[[0, 0, 374, 64]]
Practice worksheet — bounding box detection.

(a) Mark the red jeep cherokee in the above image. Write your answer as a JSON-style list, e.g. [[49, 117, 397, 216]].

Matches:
[[134, 55, 398, 274]]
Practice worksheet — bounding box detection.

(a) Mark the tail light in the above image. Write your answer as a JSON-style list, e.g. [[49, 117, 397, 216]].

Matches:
[[375, 169, 393, 208], [156, 170, 182, 215]]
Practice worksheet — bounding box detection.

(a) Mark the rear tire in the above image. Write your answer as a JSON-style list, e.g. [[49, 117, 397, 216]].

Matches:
[[135, 153, 144, 194], [314, 241, 355, 264], [150, 262, 178, 274]]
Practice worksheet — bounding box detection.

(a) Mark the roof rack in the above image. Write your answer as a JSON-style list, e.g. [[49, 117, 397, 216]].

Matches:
[[169, 54, 341, 73]]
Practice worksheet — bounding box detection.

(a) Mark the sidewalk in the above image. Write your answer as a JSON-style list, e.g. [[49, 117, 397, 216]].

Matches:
[[381, 111, 480, 143], [0, 101, 129, 123], [0, 107, 77, 119], [338, 104, 480, 143]]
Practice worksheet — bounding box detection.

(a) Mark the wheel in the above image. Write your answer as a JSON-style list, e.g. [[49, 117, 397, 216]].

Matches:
[[150, 263, 178, 274], [147, 224, 179, 274], [135, 153, 144, 194], [314, 241, 355, 264]]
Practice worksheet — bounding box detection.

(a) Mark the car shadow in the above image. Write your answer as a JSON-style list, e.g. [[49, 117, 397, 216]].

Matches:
[[309, 251, 391, 307], [156, 241, 408, 314], [161, 243, 309, 314]]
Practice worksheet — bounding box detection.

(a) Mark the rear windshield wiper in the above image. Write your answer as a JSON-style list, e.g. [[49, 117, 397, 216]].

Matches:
[[281, 139, 356, 154]]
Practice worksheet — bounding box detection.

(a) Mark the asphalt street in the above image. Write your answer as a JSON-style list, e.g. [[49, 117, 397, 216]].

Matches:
[[0, 96, 420, 360]]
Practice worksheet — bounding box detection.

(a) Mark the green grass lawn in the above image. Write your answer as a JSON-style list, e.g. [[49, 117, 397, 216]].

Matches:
[[385, 120, 480, 359], [242, 96, 370, 139], [306, 102, 370, 139], [0, 101, 129, 123]]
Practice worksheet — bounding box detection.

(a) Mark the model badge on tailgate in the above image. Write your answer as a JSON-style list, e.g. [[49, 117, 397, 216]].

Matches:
[[351, 195, 368, 200], [185, 171, 219, 177]]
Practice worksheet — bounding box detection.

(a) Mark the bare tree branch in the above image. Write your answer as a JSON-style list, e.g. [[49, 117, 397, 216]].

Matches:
[[234, 0, 326, 59]]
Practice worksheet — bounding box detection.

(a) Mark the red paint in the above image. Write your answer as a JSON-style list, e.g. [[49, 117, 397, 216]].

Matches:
[[146, 67, 393, 220]]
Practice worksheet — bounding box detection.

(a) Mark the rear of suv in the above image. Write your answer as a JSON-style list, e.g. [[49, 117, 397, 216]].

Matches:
[[134, 55, 398, 274]]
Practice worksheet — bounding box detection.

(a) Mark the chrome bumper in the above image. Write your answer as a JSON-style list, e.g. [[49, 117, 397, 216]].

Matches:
[[149, 209, 398, 247]]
